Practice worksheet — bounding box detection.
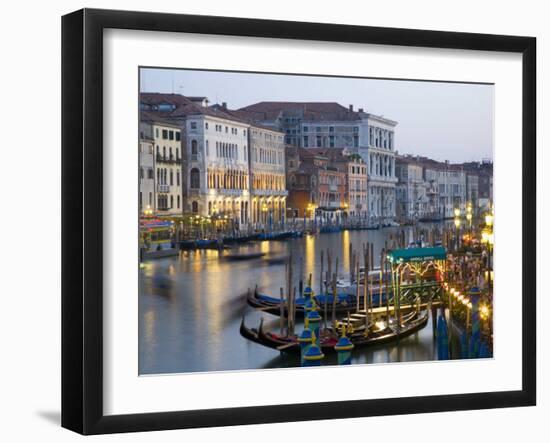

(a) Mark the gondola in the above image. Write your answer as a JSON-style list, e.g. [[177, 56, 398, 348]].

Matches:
[[240, 310, 429, 355], [247, 285, 391, 317], [222, 251, 266, 261], [246, 289, 373, 317]]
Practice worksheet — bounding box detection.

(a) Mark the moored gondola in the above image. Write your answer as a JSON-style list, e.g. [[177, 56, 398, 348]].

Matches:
[[240, 310, 429, 355]]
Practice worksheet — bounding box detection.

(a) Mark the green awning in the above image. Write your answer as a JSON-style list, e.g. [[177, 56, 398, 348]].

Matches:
[[388, 246, 447, 263]]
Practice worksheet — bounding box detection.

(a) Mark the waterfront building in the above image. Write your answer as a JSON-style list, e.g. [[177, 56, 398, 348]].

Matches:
[[395, 155, 428, 222], [140, 94, 251, 226], [359, 112, 398, 223], [140, 112, 183, 216], [237, 101, 363, 149], [287, 149, 346, 222], [238, 102, 398, 223], [466, 174, 479, 209], [425, 162, 466, 218], [138, 121, 156, 214], [308, 148, 368, 220], [248, 124, 287, 227], [463, 159, 493, 210]]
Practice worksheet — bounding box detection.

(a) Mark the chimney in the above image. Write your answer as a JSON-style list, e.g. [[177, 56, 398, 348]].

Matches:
[[358, 108, 364, 113], [349, 104, 354, 112], [222, 102, 227, 110]]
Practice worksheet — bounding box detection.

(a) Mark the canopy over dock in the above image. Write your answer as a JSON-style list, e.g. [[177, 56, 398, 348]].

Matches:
[[388, 246, 447, 263]]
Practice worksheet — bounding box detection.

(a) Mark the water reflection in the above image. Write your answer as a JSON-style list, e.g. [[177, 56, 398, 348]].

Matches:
[[139, 225, 448, 375]]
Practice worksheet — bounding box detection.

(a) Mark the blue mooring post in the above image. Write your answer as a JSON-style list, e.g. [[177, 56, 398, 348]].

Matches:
[[437, 314, 449, 360], [306, 309, 322, 340], [304, 296, 316, 330], [468, 287, 481, 358], [303, 331, 324, 367], [460, 330, 469, 359], [298, 328, 313, 366], [334, 325, 354, 365]]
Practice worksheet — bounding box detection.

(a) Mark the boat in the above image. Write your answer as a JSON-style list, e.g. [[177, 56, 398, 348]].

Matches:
[[246, 288, 388, 317], [240, 310, 429, 355], [223, 251, 266, 261]]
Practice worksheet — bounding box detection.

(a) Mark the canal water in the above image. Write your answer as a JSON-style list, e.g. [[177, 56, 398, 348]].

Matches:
[[139, 224, 457, 375]]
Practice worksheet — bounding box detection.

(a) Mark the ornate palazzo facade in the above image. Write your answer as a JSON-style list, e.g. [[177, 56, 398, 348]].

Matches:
[[359, 113, 398, 223], [248, 125, 287, 227]]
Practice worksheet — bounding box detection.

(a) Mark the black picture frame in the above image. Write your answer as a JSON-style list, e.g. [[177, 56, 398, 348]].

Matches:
[[61, 8, 536, 435]]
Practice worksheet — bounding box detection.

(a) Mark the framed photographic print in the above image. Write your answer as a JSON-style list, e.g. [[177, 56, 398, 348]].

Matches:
[[61, 8, 536, 435]]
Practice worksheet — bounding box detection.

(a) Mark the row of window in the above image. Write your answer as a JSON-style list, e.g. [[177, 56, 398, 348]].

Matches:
[[138, 191, 153, 208], [350, 165, 367, 175], [215, 141, 246, 160], [157, 194, 181, 210], [207, 122, 247, 136], [253, 148, 283, 165], [157, 167, 181, 187], [156, 145, 181, 161], [139, 167, 154, 180], [369, 154, 395, 177], [251, 173, 285, 191], [303, 125, 358, 133], [369, 127, 393, 150], [303, 135, 359, 149], [207, 200, 250, 220], [156, 128, 181, 141], [205, 169, 249, 190]]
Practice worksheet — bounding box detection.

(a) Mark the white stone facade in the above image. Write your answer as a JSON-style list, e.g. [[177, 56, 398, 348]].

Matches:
[[139, 122, 155, 214], [185, 115, 251, 226], [249, 125, 287, 227], [395, 160, 428, 221], [359, 113, 398, 223], [152, 123, 183, 216]]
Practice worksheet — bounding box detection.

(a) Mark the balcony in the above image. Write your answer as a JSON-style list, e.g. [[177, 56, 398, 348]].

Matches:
[[156, 154, 182, 164], [329, 184, 338, 192], [157, 184, 170, 193], [219, 189, 244, 196], [251, 189, 289, 197]]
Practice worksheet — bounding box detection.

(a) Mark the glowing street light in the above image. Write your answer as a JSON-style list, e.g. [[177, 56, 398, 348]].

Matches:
[[485, 212, 493, 227]]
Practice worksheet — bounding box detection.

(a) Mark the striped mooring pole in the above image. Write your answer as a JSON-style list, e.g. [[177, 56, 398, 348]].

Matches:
[[306, 309, 322, 340], [303, 331, 324, 367], [334, 325, 355, 365], [298, 328, 313, 366], [437, 314, 450, 360]]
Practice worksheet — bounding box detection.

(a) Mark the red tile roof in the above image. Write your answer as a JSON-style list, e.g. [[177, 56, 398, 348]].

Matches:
[[140, 93, 248, 124], [238, 101, 361, 122]]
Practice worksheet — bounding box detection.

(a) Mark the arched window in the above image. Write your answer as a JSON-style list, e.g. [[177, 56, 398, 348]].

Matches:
[[170, 195, 173, 208], [177, 195, 180, 209], [170, 170, 173, 186], [191, 140, 198, 155], [163, 146, 166, 159], [192, 201, 199, 213], [190, 168, 200, 189]]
